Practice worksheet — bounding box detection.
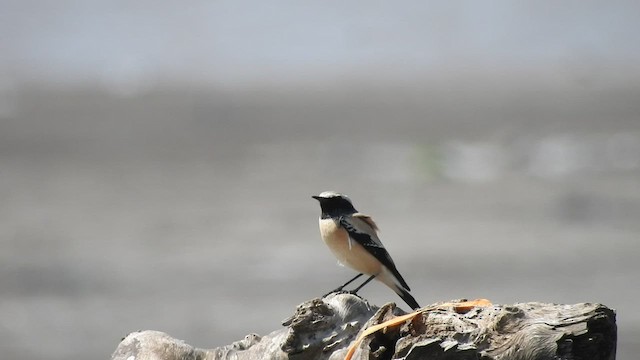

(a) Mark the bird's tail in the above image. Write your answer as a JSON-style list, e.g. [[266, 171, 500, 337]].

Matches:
[[396, 286, 421, 310], [378, 268, 421, 310]]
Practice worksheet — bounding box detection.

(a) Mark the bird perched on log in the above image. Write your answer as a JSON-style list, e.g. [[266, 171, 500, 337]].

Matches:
[[312, 191, 420, 310]]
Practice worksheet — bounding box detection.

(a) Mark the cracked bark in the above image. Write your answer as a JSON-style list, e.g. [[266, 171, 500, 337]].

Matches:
[[112, 293, 616, 360]]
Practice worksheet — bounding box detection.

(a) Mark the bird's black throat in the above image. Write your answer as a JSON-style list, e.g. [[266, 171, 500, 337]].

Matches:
[[316, 196, 357, 219]]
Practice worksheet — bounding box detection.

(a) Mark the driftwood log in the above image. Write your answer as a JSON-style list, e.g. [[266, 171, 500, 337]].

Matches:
[[111, 293, 616, 360]]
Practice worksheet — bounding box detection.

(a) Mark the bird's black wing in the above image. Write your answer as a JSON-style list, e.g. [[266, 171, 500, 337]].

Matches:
[[338, 215, 411, 291]]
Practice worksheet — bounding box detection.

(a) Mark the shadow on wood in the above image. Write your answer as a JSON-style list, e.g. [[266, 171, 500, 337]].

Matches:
[[111, 293, 616, 360]]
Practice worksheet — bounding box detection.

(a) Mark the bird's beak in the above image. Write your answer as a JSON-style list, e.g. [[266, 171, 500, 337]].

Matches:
[[312, 195, 322, 201]]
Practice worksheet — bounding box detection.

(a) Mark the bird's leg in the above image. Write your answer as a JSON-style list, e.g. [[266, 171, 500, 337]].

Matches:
[[349, 274, 376, 294], [323, 273, 364, 297]]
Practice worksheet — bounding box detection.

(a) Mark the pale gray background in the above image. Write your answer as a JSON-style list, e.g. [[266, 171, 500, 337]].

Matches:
[[1, 1, 639, 359]]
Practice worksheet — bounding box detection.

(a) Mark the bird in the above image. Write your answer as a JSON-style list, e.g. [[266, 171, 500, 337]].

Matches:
[[312, 191, 420, 310]]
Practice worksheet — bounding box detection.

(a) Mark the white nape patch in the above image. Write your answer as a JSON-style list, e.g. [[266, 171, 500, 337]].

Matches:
[[316, 191, 352, 204], [317, 190, 342, 198]]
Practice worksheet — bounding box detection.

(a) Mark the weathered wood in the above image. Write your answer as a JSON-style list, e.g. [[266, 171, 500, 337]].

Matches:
[[111, 293, 616, 360]]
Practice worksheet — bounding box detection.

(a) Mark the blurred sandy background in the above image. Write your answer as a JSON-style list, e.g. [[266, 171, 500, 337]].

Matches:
[[1, 1, 639, 359]]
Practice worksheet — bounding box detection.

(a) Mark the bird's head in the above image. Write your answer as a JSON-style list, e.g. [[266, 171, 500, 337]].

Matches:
[[312, 191, 357, 217]]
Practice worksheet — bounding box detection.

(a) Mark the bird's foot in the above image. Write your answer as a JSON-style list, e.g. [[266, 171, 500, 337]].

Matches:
[[322, 287, 347, 297], [322, 289, 363, 301]]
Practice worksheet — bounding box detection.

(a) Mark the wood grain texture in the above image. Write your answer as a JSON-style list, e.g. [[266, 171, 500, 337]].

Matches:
[[111, 293, 616, 360]]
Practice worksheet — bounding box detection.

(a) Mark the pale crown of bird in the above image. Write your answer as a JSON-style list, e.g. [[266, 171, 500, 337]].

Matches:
[[316, 191, 351, 202]]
